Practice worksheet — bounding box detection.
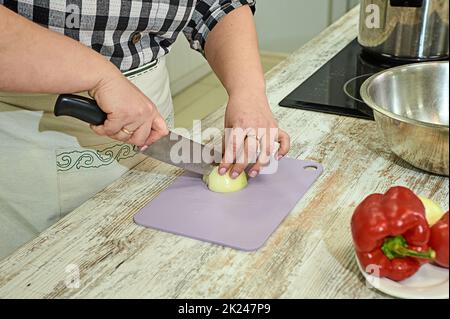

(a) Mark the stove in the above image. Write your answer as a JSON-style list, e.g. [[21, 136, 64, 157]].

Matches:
[[279, 39, 416, 120]]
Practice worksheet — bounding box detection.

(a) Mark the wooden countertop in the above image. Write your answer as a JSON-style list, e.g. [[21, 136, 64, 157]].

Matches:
[[0, 7, 448, 298]]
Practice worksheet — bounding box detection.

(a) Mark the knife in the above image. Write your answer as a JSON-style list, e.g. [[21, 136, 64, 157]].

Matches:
[[54, 94, 221, 176]]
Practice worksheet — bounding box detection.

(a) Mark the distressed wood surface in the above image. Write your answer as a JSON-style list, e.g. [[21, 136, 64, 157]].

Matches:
[[0, 7, 448, 299]]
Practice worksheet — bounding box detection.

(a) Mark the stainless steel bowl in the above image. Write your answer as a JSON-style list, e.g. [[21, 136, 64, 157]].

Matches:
[[361, 61, 449, 176]]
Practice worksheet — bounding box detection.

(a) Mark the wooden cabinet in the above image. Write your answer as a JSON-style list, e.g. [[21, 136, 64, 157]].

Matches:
[[166, 37, 211, 96]]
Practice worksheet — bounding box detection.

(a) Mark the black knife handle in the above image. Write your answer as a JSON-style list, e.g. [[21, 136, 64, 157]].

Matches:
[[54, 94, 107, 125]]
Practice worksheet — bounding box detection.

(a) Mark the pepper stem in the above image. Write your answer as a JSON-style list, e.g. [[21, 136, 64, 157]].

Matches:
[[381, 236, 436, 260]]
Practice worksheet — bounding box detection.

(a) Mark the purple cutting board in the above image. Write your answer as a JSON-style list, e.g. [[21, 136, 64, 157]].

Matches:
[[134, 158, 323, 251]]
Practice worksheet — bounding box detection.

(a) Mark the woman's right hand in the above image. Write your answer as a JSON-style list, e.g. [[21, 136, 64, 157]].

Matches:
[[88, 74, 169, 147]]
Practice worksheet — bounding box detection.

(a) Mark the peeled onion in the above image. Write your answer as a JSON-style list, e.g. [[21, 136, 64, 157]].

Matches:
[[203, 167, 248, 193], [419, 195, 445, 226]]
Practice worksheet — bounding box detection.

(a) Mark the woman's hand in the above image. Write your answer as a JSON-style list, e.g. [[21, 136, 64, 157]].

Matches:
[[89, 74, 169, 147], [219, 91, 291, 179], [202, 5, 290, 179]]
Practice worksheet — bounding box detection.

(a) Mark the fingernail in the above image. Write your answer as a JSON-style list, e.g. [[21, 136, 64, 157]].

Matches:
[[231, 171, 240, 179], [277, 155, 283, 161], [140, 146, 149, 152], [249, 170, 258, 178], [219, 167, 227, 175]]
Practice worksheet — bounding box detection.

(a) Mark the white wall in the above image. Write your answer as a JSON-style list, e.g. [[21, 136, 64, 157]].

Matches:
[[255, 0, 359, 53], [255, 0, 330, 53]]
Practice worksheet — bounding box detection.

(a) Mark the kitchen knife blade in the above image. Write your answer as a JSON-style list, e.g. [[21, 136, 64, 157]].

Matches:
[[54, 94, 221, 176], [140, 132, 221, 175]]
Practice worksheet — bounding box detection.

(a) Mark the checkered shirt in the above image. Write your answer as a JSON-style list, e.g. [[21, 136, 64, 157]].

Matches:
[[1, 0, 256, 71]]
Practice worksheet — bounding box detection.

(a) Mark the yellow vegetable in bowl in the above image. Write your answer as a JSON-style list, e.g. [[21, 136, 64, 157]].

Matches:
[[419, 195, 445, 226], [203, 167, 248, 193]]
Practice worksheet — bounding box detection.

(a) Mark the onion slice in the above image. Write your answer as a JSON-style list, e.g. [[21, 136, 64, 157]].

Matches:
[[203, 167, 248, 193]]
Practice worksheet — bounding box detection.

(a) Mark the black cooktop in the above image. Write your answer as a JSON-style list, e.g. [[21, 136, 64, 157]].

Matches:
[[279, 39, 413, 120]]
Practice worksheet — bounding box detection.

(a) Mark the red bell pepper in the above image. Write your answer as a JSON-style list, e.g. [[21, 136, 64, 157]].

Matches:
[[429, 212, 449, 268], [351, 186, 436, 281]]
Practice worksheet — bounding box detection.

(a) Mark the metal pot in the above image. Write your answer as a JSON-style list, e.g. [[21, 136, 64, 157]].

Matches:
[[360, 61, 449, 176], [358, 0, 449, 61]]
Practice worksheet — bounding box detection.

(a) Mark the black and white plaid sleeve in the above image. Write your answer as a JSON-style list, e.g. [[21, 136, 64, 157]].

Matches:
[[183, 0, 256, 54]]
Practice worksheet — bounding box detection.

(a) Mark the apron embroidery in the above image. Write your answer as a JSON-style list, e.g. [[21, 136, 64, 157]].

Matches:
[[56, 144, 138, 172]]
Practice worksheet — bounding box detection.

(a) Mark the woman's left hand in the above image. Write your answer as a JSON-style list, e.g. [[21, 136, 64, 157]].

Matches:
[[219, 91, 291, 179]]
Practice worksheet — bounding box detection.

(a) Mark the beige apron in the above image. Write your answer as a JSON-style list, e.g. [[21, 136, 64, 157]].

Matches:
[[0, 57, 174, 260]]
